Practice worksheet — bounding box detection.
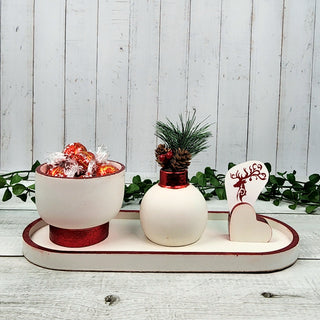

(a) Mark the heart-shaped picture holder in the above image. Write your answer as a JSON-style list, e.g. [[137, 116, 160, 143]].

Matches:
[[225, 160, 272, 243]]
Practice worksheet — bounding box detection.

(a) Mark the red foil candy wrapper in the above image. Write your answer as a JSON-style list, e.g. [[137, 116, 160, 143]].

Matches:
[[96, 164, 118, 176], [47, 166, 67, 178], [63, 142, 87, 156], [45, 142, 119, 178], [71, 151, 96, 172]]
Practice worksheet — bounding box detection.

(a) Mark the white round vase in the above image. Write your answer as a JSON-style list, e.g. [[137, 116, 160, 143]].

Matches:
[[35, 161, 125, 247], [140, 169, 208, 246]]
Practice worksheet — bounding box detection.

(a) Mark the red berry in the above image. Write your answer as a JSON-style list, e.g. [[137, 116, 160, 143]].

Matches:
[[159, 154, 166, 162], [165, 151, 173, 160], [63, 142, 87, 156]]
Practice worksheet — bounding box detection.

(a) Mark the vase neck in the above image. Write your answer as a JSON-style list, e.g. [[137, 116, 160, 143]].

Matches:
[[158, 169, 189, 189]]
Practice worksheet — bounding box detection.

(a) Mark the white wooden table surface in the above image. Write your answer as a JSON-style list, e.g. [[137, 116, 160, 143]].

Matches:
[[1, 200, 320, 320]]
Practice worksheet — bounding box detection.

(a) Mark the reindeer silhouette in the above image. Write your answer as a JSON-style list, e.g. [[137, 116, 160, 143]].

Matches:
[[230, 163, 267, 202]]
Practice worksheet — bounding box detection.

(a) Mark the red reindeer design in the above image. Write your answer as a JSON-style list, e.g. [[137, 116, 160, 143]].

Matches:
[[230, 163, 267, 202]]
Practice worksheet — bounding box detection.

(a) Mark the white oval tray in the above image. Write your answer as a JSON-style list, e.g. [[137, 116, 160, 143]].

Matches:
[[22, 211, 299, 272]]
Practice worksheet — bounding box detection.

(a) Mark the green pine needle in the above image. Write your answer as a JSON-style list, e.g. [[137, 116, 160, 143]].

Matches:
[[155, 111, 212, 156]]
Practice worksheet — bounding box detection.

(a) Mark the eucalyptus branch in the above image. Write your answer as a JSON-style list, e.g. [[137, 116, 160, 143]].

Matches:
[[1, 160, 319, 214], [124, 163, 320, 214], [0, 160, 40, 203]]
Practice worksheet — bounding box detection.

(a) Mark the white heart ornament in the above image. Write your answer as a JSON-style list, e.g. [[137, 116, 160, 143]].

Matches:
[[229, 203, 272, 242], [225, 160, 269, 212]]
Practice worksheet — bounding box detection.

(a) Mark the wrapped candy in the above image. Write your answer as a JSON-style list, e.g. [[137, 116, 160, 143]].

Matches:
[[47, 166, 67, 178], [45, 142, 119, 178], [96, 163, 118, 176], [71, 151, 96, 173], [95, 145, 109, 163], [63, 142, 87, 156]]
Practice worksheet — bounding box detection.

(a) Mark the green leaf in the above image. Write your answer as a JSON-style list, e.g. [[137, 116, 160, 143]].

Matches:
[[31, 196, 36, 203], [277, 171, 287, 177], [258, 194, 270, 201], [228, 162, 236, 170], [28, 184, 35, 190], [132, 175, 141, 184], [210, 176, 221, 187], [292, 182, 303, 191], [215, 187, 226, 200], [12, 184, 26, 195], [288, 203, 297, 210], [308, 190, 320, 202], [126, 183, 140, 194], [17, 193, 28, 202], [2, 189, 12, 201], [10, 174, 22, 185], [269, 175, 278, 185], [143, 184, 153, 193], [309, 174, 320, 184], [204, 167, 215, 178], [203, 193, 212, 200], [286, 173, 296, 184], [190, 176, 198, 184], [283, 189, 293, 200], [306, 205, 318, 214], [0, 177, 7, 188], [273, 199, 280, 206], [31, 160, 41, 172], [196, 172, 206, 187], [300, 194, 310, 202], [264, 162, 272, 173], [304, 181, 316, 193], [276, 177, 285, 186]]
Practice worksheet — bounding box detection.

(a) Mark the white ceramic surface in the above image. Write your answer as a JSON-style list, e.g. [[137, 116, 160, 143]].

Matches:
[[140, 184, 208, 246], [229, 202, 272, 242], [35, 161, 125, 229], [225, 160, 269, 212], [22, 211, 299, 272]]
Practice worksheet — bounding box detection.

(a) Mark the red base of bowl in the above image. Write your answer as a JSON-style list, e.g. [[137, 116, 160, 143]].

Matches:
[[49, 222, 109, 247]]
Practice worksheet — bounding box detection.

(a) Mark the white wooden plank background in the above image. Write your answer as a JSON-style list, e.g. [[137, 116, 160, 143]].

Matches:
[[126, 0, 160, 174], [277, 0, 316, 174], [96, 0, 130, 165], [33, 0, 65, 161], [0, 0, 319, 177], [157, 0, 190, 121], [65, 0, 98, 150], [247, 0, 282, 166], [309, 0, 320, 174], [187, 0, 221, 172], [0, 0, 34, 171], [216, 0, 252, 172]]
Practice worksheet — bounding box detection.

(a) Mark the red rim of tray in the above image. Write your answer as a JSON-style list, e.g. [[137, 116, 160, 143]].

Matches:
[[23, 210, 299, 256]]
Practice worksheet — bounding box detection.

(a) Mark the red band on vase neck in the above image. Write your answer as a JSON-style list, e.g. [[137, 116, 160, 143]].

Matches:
[[49, 222, 109, 247], [158, 169, 189, 189]]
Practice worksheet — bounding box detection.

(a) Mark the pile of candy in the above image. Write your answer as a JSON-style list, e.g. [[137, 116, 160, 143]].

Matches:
[[45, 142, 119, 178]]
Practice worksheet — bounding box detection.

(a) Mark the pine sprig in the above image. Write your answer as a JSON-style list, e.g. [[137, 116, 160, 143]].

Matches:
[[155, 111, 212, 157]]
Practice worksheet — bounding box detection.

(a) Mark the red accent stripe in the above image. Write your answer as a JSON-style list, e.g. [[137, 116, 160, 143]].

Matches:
[[49, 223, 109, 247], [22, 211, 299, 256], [158, 169, 189, 189]]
